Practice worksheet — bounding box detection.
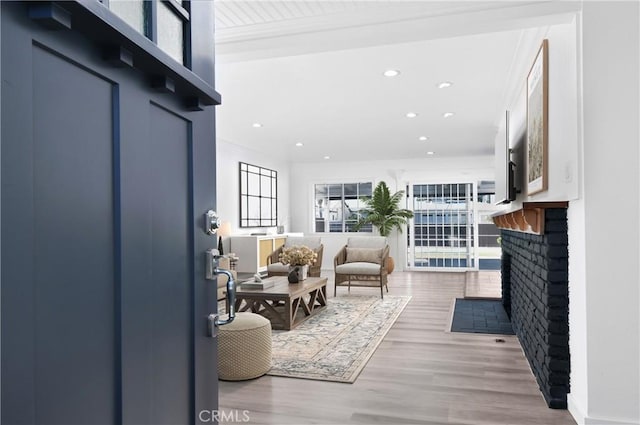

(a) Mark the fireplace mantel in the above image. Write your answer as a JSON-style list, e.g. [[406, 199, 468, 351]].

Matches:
[[493, 202, 568, 235]]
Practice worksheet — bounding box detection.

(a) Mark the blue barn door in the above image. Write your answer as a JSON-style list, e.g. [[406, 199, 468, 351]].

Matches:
[[1, 2, 220, 424]]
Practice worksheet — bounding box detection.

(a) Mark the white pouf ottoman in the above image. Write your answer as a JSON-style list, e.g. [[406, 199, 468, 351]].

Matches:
[[218, 312, 272, 381]]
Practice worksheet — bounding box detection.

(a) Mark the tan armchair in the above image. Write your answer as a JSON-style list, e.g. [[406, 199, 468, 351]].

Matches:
[[334, 236, 389, 298], [266, 236, 323, 278]]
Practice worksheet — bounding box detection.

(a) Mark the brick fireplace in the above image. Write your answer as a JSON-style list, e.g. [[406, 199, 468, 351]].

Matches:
[[495, 204, 570, 409]]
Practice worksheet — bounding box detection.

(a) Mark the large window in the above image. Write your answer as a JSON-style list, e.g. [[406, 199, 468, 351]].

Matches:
[[108, 0, 190, 66], [409, 183, 476, 269], [314, 183, 372, 233], [407, 181, 502, 270]]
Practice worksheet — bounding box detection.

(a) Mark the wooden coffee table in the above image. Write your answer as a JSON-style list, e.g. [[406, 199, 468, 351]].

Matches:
[[234, 276, 328, 330]]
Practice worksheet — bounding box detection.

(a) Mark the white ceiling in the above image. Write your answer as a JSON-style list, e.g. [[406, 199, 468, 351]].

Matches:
[[213, 1, 578, 163]]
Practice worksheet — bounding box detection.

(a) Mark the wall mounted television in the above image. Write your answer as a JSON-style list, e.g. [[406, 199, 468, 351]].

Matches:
[[495, 110, 517, 204]]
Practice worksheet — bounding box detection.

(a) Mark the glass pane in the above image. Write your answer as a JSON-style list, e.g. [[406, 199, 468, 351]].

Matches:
[[358, 182, 372, 196], [261, 198, 272, 220], [110, 0, 145, 34], [328, 184, 342, 198], [248, 197, 260, 220], [328, 198, 342, 232], [241, 172, 247, 194], [157, 2, 184, 64], [241, 196, 247, 218], [315, 184, 327, 197], [316, 198, 328, 219], [261, 176, 271, 197], [328, 200, 342, 221], [344, 199, 361, 222], [248, 173, 260, 196], [343, 183, 357, 197]]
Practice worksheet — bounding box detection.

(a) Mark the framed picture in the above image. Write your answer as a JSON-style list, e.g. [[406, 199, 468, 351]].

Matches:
[[526, 39, 549, 195]]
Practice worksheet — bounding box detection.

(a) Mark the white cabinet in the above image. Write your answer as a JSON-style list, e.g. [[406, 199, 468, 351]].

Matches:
[[229, 235, 288, 274]]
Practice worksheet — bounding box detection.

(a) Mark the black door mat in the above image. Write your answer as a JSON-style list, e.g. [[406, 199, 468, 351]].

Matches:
[[450, 298, 515, 335]]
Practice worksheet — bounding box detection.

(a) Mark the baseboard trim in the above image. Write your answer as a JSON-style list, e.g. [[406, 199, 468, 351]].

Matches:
[[585, 417, 639, 425], [569, 396, 639, 425], [568, 396, 587, 425]]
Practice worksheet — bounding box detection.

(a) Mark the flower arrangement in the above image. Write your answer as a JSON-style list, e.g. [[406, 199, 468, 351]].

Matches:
[[279, 245, 317, 266]]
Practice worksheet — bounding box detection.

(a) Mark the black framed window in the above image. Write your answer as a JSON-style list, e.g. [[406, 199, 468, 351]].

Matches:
[[107, 0, 191, 67], [239, 162, 278, 228]]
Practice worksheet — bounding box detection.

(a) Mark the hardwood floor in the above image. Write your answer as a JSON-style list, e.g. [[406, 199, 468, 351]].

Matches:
[[218, 271, 576, 425]]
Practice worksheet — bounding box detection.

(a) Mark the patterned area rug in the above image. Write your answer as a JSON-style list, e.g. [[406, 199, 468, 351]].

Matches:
[[267, 295, 411, 383]]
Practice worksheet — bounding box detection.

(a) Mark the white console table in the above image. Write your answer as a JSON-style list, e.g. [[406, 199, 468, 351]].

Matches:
[[229, 235, 292, 274]]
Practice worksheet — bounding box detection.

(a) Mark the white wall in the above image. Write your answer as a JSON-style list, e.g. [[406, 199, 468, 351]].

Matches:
[[215, 140, 291, 248], [504, 20, 580, 208], [567, 2, 640, 424], [289, 155, 495, 270]]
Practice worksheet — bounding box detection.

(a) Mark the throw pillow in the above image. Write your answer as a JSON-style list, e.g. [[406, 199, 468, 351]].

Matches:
[[345, 247, 383, 264]]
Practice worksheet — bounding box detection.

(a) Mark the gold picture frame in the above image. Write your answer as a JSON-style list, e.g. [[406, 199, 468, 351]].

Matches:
[[526, 39, 549, 195]]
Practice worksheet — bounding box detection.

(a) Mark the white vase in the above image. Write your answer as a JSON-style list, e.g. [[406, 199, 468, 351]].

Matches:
[[287, 265, 309, 283]]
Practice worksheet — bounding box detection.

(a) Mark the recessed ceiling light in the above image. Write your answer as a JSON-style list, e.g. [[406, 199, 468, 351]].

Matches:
[[406, 112, 418, 118], [437, 81, 453, 89], [252, 122, 263, 128], [443, 112, 455, 118], [383, 69, 400, 77], [323, 156, 330, 160], [295, 142, 304, 147], [427, 151, 435, 155], [418, 136, 428, 141]]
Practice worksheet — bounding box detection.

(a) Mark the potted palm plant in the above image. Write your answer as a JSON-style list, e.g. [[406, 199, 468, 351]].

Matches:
[[354, 181, 414, 273]]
